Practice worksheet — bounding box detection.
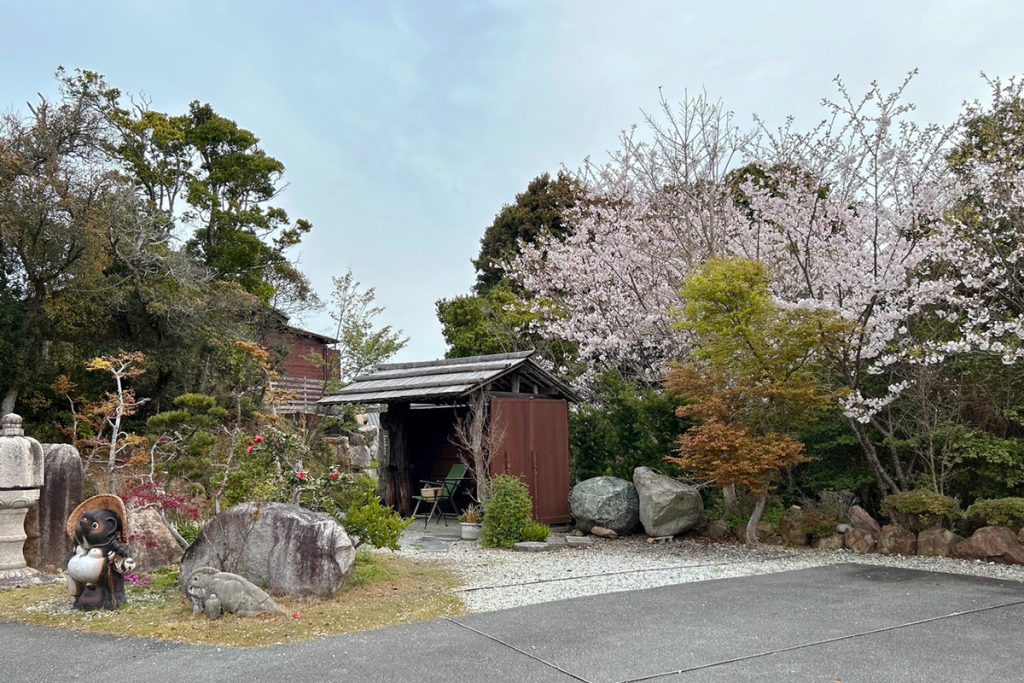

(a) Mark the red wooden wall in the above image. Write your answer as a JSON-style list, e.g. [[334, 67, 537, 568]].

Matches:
[[490, 398, 571, 524], [265, 330, 336, 381]]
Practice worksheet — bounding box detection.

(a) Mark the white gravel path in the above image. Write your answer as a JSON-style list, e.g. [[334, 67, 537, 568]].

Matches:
[[391, 535, 1024, 613]]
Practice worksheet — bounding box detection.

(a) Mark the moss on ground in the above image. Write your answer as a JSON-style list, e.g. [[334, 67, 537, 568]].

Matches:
[[0, 551, 464, 647]]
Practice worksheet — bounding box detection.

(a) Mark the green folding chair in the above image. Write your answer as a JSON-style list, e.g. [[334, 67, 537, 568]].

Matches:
[[411, 463, 469, 527]]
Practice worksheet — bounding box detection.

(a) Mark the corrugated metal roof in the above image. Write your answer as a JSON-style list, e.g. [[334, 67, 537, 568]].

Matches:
[[318, 350, 579, 405]]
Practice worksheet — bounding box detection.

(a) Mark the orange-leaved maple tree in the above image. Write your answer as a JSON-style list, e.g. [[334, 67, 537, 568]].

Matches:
[[666, 258, 845, 543]]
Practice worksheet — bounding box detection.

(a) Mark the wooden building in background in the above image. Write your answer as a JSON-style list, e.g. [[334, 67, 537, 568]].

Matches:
[[264, 324, 338, 413], [318, 350, 578, 524]]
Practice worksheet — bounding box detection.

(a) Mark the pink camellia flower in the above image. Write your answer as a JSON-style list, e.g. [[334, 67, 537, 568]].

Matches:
[[253, 435, 264, 444], [246, 446, 254, 454], [297, 471, 308, 481], [292, 612, 302, 620], [329, 471, 340, 481]]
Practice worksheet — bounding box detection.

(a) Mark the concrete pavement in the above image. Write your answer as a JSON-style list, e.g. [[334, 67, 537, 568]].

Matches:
[[3, 563, 1023, 682]]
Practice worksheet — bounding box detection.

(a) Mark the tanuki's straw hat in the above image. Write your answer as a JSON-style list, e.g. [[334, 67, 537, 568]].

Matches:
[[66, 494, 129, 542]]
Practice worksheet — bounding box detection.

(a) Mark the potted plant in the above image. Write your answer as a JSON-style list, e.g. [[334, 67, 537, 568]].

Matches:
[[459, 504, 482, 541]]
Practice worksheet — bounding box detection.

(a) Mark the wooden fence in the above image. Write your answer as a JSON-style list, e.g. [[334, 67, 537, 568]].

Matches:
[[269, 376, 327, 414]]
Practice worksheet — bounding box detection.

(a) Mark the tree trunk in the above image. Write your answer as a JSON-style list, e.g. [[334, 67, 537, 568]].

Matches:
[[1, 387, 16, 415], [745, 493, 766, 545], [847, 417, 900, 496], [722, 484, 739, 517], [382, 402, 412, 516]]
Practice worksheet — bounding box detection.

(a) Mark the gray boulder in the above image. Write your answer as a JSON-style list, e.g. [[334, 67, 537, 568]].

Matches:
[[186, 567, 283, 619], [569, 477, 639, 534], [632, 467, 703, 538], [180, 502, 355, 597]]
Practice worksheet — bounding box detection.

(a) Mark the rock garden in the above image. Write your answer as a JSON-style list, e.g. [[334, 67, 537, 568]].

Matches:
[[395, 470, 1024, 613]]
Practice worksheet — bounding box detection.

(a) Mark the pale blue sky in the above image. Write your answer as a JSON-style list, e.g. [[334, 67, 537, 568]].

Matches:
[[3, 1, 1022, 361]]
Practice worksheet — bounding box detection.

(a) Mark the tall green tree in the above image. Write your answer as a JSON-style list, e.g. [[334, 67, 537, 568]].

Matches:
[[439, 172, 580, 368], [472, 171, 578, 294], [0, 76, 116, 413]]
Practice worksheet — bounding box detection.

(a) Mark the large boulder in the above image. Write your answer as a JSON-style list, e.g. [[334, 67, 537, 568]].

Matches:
[[180, 502, 355, 596], [848, 505, 882, 536], [879, 523, 917, 555], [569, 477, 639, 534], [129, 508, 184, 570], [951, 526, 1024, 565], [632, 467, 703, 538], [844, 527, 877, 554], [918, 528, 963, 557], [25, 444, 83, 572]]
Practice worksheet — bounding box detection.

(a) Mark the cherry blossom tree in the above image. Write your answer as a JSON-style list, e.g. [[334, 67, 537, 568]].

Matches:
[[940, 77, 1024, 364], [510, 93, 753, 388], [512, 74, 1024, 497], [728, 74, 960, 494]]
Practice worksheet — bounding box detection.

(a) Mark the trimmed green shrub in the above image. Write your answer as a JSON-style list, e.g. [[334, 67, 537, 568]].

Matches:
[[570, 371, 690, 482], [965, 497, 1024, 532], [335, 476, 411, 551], [880, 489, 960, 531], [522, 521, 550, 542], [481, 475, 535, 548]]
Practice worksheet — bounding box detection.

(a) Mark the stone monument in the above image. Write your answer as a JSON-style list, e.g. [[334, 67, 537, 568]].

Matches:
[[0, 413, 50, 587]]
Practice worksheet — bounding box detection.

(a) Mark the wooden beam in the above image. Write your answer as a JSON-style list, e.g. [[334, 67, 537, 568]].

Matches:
[[380, 402, 413, 516]]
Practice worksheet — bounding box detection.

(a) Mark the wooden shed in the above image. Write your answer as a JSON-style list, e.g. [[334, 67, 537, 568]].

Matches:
[[318, 350, 579, 524]]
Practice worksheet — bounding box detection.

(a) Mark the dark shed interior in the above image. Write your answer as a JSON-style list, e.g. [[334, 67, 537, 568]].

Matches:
[[319, 351, 579, 523]]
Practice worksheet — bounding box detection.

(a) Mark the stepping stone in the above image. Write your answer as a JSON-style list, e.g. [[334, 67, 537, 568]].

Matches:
[[513, 541, 553, 552], [565, 536, 594, 547]]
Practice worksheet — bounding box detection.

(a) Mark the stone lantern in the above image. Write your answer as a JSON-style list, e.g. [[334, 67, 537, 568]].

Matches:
[[0, 413, 47, 587]]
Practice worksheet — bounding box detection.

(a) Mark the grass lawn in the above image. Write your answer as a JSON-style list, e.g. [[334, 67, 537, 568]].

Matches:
[[0, 551, 464, 647]]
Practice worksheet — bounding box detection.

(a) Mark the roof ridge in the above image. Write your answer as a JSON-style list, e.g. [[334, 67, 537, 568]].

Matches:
[[375, 349, 534, 371]]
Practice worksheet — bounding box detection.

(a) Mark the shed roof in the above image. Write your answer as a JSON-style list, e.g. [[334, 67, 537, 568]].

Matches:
[[317, 350, 580, 405]]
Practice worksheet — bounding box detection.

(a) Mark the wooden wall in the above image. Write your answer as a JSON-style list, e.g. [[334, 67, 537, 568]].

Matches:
[[490, 397, 572, 524], [265, 330, 336, 381]]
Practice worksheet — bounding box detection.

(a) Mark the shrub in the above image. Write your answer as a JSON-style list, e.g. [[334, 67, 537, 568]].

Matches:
[[521, 521, 550, 542], [313, 474, 410, 550], [880, 489, 960, 531], [481, 475, 535, 548], [175, 520, 203, 546], [965, 497, 1024, 532], [799, 507, 841, 540], [570, 371, 690, 482]]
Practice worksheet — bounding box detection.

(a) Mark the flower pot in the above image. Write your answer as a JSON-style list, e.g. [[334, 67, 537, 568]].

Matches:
[[420, 487, 441, 501], [460, 522, 481, 541]]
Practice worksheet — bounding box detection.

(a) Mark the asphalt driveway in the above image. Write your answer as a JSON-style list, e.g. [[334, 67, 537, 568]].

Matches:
[[3, 563, 1023, 682]]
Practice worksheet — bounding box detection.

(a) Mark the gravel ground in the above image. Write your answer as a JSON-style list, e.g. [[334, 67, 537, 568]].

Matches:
[[390, 534, 1024, 613]]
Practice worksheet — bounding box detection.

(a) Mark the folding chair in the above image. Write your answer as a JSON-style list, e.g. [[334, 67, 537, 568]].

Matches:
[[411, 463, 469, 527]]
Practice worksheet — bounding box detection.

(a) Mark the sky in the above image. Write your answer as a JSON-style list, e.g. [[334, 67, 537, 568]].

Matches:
[[2, 1, 1023, 361]]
